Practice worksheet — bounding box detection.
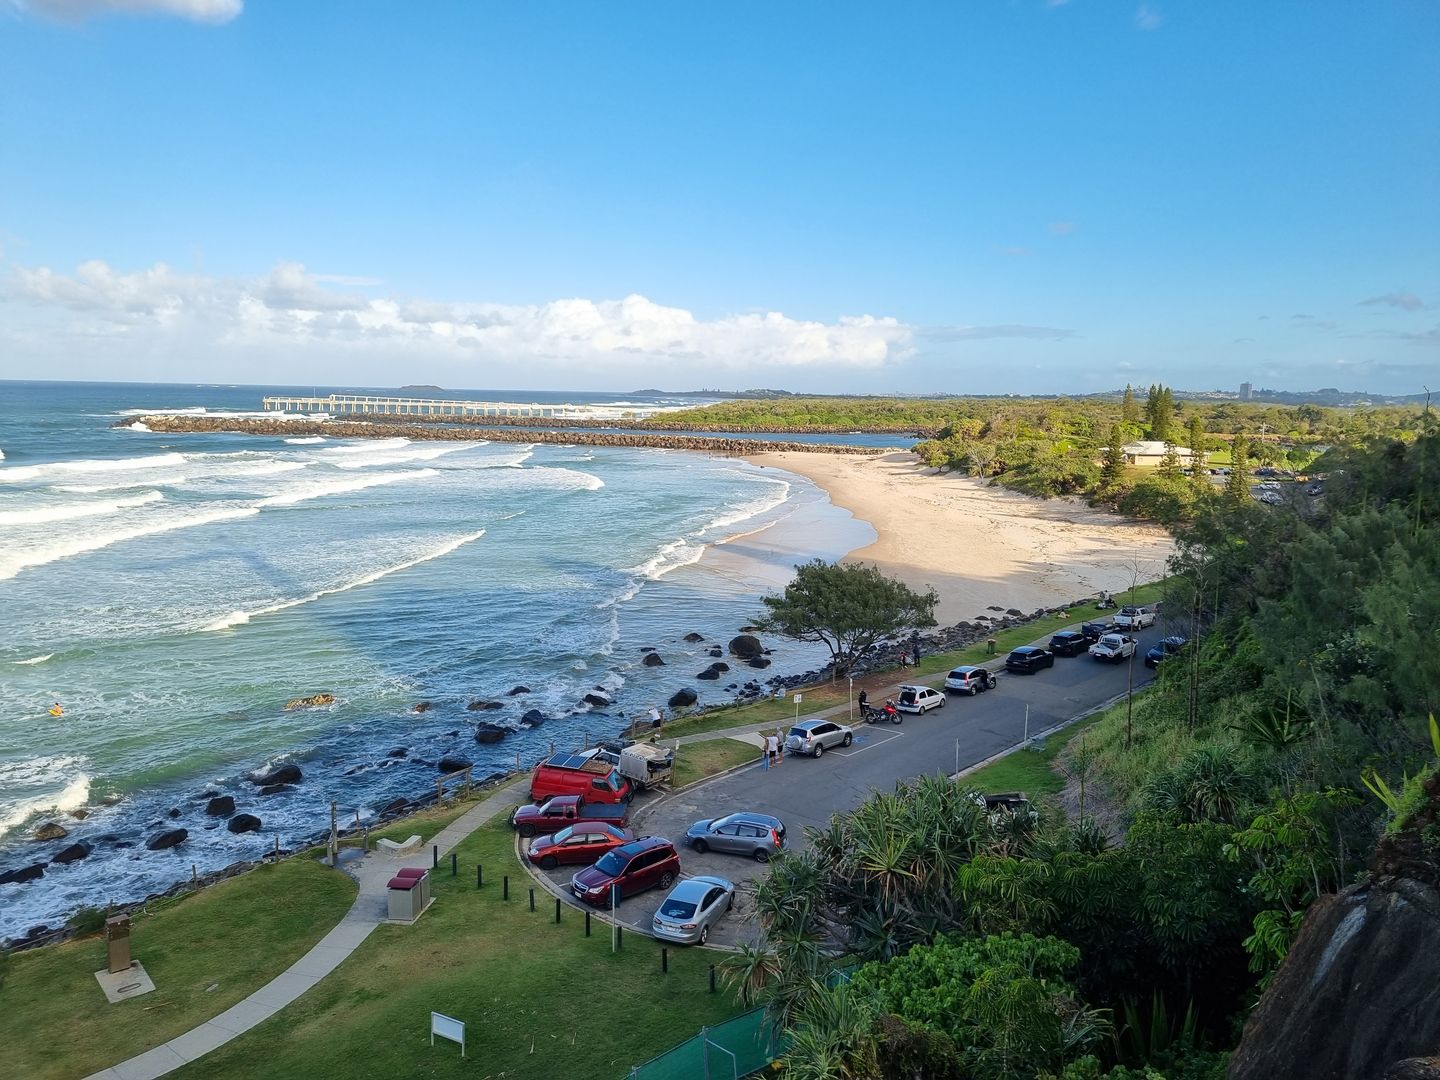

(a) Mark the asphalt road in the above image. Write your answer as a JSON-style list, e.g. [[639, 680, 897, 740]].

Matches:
[[532, 619, 1173, 947]]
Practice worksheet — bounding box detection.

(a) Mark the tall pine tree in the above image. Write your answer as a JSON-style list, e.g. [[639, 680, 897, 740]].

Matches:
[[1122, 384, 1140, 425], [1188, 414, 1210, 493], [1102, 425, 1127, 488], [1158, 441, 1183, 481], [1226, 435, 1250, 500]]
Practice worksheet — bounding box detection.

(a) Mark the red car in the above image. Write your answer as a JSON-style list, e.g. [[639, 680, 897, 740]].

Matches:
[[570, 836, 680, 905], [526, 823, 633, 870]]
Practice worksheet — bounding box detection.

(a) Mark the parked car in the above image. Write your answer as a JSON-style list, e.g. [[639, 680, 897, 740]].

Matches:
[[1144, 636, 1189, 668], [652, 876, 735, 946], [1089, 633, 1137, 662], [785, 719, 854, 758], [529, 751, 632, 805], [511, 794, 628, 838], [1113, 606, 1156, 630], [1048, 630, 1090, 657], [685, 812, 786, 862], [570, 836, 679, 905], [944, 665, 996, 695], [895, 684, 946, 714], [1079, 621, 1114, 643], [1005, 646, 1054, 674], [526, 822, 633, 870]]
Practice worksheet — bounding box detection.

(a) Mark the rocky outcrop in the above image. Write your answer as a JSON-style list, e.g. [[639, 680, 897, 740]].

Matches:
[[284, 693, 335, 710], [748, 657, 772, 669], [697, 666, 721, 680], [226, 814, 262, 834], [438, 757, 472, 774], [52, 842, 92, 864], [146, 828, 188, 851], [683, 633, 705, 642], [259, 784, 292, 796], [668, 688, 698, 708], [205, 795, 236, 817], [387, 747, 408, 758], [251, 764, 303, 787], [1229, 771, 1440, 1080], [411, 701, 434, 713], [474, 723, 509, 744], [643, 653, 665, 667], [521, 709, 548, 726], [583, 692, 612, 708], [0, 862, 46, 884], [34, 821, 68, 842], [729, 634, 763, 659], [1384, 1059, 1440, 1080], [467, 699, 503, 711], [507, 685, 531, 696]]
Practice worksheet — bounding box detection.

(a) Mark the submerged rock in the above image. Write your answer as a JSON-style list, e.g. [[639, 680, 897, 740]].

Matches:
[[728, 635, 763, 659], [52, 842, 92, 864], [642, 653, 665, 667], [0, 862, 46, 884], [226, 814, 262, 835], [521, 709, 548, 726], [34, 822, 68, 842], [146, 828, 188, 851], [668, 688, 698, 708], [467, 699, 503, 711], [251, 764, 302, 787], [284, 693, 335, 710], [506, 685, 531, 696], [474, 724, 509, 744], [583, 692, 612, 708], [682, 633, 705, 642], [205, 796, 236, 817], [386, 747, 409, 758], [412, 701, 434, 714], [438, 757, 472, 774]]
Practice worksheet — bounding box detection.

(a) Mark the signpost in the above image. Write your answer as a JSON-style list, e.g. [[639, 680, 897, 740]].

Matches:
[[793, 692, 802, 723], [431, 1012, 466, 1058]]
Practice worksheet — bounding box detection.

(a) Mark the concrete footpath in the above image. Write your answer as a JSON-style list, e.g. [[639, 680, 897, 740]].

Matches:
[[84, 783, 528, 1080]]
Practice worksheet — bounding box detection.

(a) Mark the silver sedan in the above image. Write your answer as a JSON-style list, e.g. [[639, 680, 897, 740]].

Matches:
[[651, 875, 735, 946]]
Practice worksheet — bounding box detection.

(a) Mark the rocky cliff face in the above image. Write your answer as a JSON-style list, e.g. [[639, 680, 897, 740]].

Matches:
[[1229, 773, 1440, 1080]]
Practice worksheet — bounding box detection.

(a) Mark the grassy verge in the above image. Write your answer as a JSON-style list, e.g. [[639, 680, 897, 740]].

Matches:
[[672, 737, 761, 788], [961, 713, 1106, 798], [3, 859, 356, 1080], [651, 578, 1173, 741], [170, 816, 741, 1080]]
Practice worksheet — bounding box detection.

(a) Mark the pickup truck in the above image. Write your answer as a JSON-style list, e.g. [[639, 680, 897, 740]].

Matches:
[[1089, 633, 1137, 662], [511, 795, 629, 838], [1113, 606, 1156, 630]]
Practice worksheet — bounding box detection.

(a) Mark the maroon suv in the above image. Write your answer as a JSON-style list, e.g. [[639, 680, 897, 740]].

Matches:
[[570, 836, 680, 906]]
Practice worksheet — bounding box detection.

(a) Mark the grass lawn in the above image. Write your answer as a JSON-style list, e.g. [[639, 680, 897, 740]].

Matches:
[[960, 713, 1105, 798], [3, 858, 356, 1080], [650, 578, 1173, 741], [672, 738, 761, 788], [169, 815, 742, 1080]]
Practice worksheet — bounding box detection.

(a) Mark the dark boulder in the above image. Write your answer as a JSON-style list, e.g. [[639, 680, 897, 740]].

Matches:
[[1385, 1059, 1440, 1080], [52, 842, 92, 864], [642, 653, 665, 667], [467, 699, 503, 711], [34, 821, 68, 842], [0, 863, 46, 884], [167, 808, 182, 819], [739, 625, 759, 632], [668, 688, 698, 708], [206, 796, 236, 817], [697, 667, 721, 680], [381, 797, 409, 815], [682, 633, 705, 642], [583, 692, 611, 708], [386, 747, 408, 758], [1006, 608, 1024, 616], [521, 709, 548, 726], [412, 701, 434, 713], [506, 685, 531, 696], [728, 635, 763, 659], [259, 784, 292, 796], [251, 763, 302, 787], [438, 757, 472, 774], [708, 647, 723, 657], [711, 662, 730, 673], [639, 646, 656, 653], [474, 723, 508, 744], [146, 828, 188, 851], [748, 657, 772, 669], [226, 814, 262, 834]]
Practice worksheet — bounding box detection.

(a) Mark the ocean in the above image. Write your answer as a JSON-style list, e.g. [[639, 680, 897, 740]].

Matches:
[[0, 381, 875, 940]]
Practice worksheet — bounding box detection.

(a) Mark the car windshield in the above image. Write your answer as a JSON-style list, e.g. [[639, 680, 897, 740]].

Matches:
[[789, 726, 809, 739], [593, 852, 626, 876], [659, 899, 697, 919], [551, 825, 575, 843]]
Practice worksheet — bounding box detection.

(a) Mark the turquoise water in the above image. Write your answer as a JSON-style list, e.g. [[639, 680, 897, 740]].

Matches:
[[0, 381, 870, 937]]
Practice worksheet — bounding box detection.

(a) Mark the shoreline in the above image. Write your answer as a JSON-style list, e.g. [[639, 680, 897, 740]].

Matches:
[[742, 450, 1176, 626]]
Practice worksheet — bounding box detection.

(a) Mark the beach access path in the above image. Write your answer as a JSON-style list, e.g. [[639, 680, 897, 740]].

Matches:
[[83, 783, 529, 1080]]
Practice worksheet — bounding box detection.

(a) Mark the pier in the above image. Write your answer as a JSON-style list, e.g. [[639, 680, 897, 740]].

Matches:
[[261, 394, 652, 420]]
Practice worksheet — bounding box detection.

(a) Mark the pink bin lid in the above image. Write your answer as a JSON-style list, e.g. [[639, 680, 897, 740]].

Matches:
[[395, 867, 427, 879], [386, 876, 419, 890]]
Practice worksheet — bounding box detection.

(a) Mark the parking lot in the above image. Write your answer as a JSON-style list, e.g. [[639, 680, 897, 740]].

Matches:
[[523, 620, 1170, 948]]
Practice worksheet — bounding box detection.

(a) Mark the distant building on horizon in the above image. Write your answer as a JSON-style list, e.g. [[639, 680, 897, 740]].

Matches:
[[1240, 381, 1253, 400]]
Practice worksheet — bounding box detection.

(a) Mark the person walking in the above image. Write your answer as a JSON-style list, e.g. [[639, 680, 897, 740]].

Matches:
[[765, 731, 779, 768]]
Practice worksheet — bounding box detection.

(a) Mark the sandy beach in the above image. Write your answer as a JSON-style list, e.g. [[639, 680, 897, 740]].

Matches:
[[743, 451, 1176, 627]]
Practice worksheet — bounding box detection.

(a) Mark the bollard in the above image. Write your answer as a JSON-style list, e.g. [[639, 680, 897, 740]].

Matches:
[[661, 947, 668, 974], [555, 897, 561, 924], [432, 845, 438, 869], [585, 910, 591, 937], [503, 875, 509, 900], [709, 965, 717, 993], [476, 864, 483, 889], [614, 924, 622, 950], [529, 888, 536, 912], [451, 852, 457, 877]]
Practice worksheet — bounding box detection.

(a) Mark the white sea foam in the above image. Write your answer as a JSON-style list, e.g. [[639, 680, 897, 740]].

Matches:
[[0, 490, 164, 527], [627, 537, 707, 581], [256, 468, 438, 508], [0, 452, 187, 484], [201, 530, 486, 632], [13, 653, 54, 666], [325, 438, 410, 454], [0, 755, 92, 840], [696, 478, 791, 536], [330, 443, 478, 469], [517, 466, 604, 491], [55, 474, 189, 493], [285, 436, 326, 445], [126, 421, 152, 432], [0, 505, 261, 581]]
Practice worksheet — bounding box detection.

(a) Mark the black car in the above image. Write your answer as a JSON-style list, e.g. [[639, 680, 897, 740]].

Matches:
[[1079, 621, 1113, 643], [1005, 646, 1054, 674], [1048, 630, 1090, 657], [1144, 636, 1188, 668]]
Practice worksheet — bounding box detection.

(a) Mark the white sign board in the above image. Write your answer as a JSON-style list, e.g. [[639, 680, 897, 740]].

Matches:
[[431, 1012, 465, 1057], [793, 693, 802, 703]]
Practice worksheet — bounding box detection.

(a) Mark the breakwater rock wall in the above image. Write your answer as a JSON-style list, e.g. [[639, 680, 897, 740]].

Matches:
[[132, 415, 889, 455], [298, 412, 934, 437]]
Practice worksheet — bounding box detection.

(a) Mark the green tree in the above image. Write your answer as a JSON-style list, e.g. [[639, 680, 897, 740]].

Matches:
[[1102, 425, 1128, 489], [1122, 385, 1141, 425], [1187, 415, 1210, 494], [756, 560, 938, 675], [1225, 436, 1250, 500], [1157, 442, 1183, 482]]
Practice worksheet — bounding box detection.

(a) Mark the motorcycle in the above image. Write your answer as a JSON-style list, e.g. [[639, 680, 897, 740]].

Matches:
[[861, 703, 903, 725]]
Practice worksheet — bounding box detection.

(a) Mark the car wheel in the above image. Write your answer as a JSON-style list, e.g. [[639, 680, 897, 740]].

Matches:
[[753, 848, 770, 863], [813, 742, 825, 757], [658, 871, 675, 889], [539, 854, 557, 871], [842, 732, 853, 747], [938, 697, 946, 709], [518, 824, 535, 838], [699, 925, 709, 945], [692, 839, 708, 854]]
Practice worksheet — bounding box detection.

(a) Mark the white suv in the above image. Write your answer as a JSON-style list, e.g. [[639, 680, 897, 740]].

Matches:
[[895, 685, 946, 714]]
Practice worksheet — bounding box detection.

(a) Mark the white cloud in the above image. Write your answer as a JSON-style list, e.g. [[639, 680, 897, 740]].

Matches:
[[1135, 4, 1163, 30], [1, 258, 915, 373], [13, 0, 241, 22], [1359, 292, 1426, 311]]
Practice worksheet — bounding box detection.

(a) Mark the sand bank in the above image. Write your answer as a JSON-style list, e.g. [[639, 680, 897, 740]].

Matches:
[[743, 451, 1176, 626]]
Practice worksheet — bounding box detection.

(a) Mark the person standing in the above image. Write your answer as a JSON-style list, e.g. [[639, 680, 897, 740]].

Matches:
[[765, 731, 779, 768]]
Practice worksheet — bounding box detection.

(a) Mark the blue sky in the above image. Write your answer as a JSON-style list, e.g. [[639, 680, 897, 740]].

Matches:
[[1, 0, 1436, 394]]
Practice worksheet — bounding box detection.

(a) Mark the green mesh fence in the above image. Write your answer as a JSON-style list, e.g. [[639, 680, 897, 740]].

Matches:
[[626, 1005, 784, 1080]]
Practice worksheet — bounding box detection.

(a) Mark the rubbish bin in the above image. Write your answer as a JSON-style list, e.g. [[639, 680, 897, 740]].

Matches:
[[395, 867, 430, 910], [387, 874, 424, 922]]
